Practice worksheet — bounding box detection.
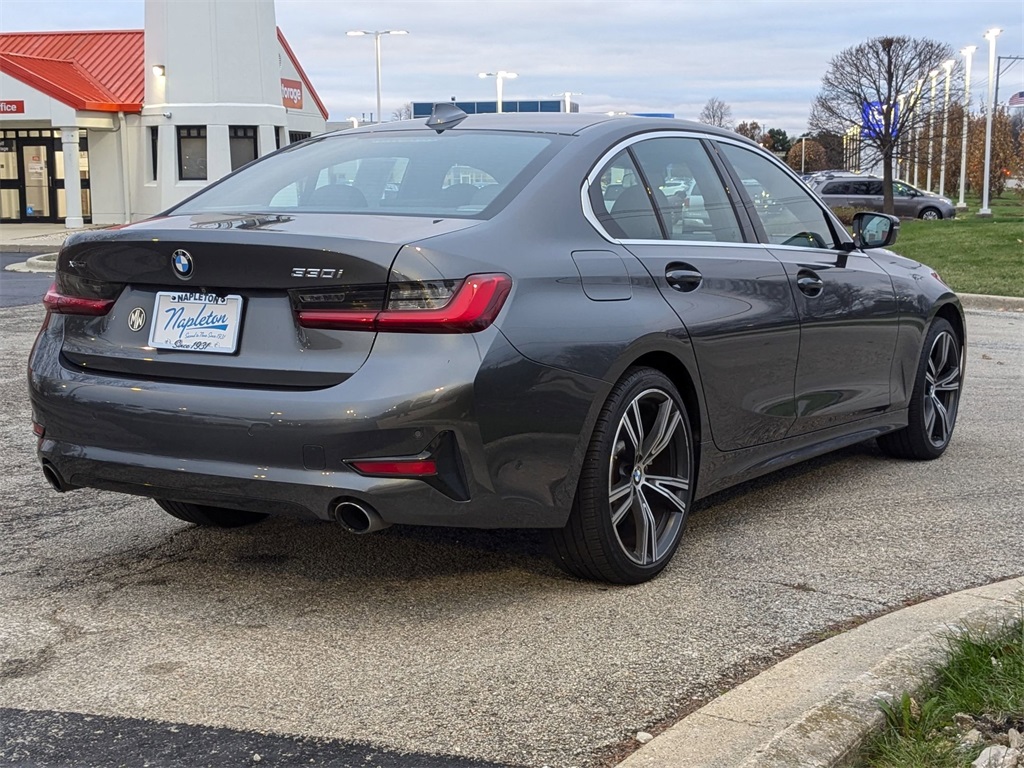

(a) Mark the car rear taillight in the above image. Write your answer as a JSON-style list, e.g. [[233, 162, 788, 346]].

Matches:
[[43, 274, 123, 316], [295, 273, 511, 333], [43, 284, 115, 316]]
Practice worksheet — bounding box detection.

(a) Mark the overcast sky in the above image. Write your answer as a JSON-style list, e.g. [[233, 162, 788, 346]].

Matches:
[[1, 0, 1021, 135]]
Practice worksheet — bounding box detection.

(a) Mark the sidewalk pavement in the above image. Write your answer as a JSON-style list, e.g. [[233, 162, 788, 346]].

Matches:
[[4, 223, 1024, 768], [0, 222, 96, 254]]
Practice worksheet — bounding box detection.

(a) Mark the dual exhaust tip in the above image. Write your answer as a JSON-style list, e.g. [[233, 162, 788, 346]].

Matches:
[[332, 498, 390, 534]]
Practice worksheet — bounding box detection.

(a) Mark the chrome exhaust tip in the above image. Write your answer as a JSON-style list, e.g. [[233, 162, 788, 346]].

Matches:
[[41, 461, 67, 493], [332, 499, 390, 534]]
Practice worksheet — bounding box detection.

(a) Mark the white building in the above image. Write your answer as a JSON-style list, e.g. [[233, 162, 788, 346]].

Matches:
[[0, 0, 328, 228]]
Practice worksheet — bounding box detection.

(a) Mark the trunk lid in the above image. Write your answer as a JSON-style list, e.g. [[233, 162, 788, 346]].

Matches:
[[55, 212, 480, 388]]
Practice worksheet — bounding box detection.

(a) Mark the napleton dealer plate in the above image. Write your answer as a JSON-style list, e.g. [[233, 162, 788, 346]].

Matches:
[[148, 292, 243, 353]]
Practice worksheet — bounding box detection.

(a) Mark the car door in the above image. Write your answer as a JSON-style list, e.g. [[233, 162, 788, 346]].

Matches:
[[587, 134, 801, 451], [892, 181, 917, 218], [714, 141, 900, 437]]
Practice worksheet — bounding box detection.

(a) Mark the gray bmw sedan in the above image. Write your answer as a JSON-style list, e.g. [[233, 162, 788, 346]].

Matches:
[[28, 108, 964, 583]]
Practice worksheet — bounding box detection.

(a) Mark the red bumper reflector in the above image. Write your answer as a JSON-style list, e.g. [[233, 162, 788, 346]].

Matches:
[[31, 422, 45, 437], [349, 459, 437, 477], [43, 284, 115, 316]]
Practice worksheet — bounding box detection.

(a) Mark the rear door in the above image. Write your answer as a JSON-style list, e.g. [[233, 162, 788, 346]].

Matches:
[[587, 134, 800, 451]]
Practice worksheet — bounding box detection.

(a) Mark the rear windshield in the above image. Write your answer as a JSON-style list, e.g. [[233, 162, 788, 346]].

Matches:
[[172, 131, 562, 218]]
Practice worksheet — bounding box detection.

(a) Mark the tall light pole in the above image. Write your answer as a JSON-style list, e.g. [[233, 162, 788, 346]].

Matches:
[[938, 59, 955, 196], [552, 91, 583, 113], [926, 69, 939, 191], [912, 77, 925, 187], [956, 46, 977, 211], [347, 30, 408, 125], [479, 71, 517, 113], [978, 28, 1002, 217]]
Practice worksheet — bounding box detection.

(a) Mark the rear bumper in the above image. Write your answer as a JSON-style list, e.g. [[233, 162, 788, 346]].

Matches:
[[29, 320, 604, 529]]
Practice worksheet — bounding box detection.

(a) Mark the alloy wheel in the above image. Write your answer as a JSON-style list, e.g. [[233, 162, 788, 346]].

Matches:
[[923, 330, 961, 448], [607, 388, 690, 566]]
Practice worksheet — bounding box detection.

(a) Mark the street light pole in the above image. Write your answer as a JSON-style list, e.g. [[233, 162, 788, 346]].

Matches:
[[347, 30, 408, 125], [938, 59, 955, 196], [479, 71, 518, 113], [926, 69, 939, 191], [956, 46, 977, 211], [978, 28, 1002, 217]]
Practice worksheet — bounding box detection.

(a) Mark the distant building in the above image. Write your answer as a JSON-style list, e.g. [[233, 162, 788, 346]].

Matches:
[[412, 100, 578, 118], [0, 0, 327, 227]]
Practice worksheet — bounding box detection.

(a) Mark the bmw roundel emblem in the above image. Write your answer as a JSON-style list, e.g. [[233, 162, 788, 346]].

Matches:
[[127, 307, 147, 332], [171, 249, 194, 280]]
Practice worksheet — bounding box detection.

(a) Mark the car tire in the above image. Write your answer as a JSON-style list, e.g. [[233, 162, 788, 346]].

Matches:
[[919, 207, 942, 220], [155, 499, 269, 528], [877, 317, 962, 460], [549, 367, 694, 584]]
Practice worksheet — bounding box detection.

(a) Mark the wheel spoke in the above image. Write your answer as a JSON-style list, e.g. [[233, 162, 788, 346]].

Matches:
[[633, 488, 659, 564], [640, 398, 681, 466], [934, 369, 960, 392], [643, 474, 689, 515], [931, 395, 950, 444], [610, 487, 633, 526], [622, 400, 643, 455]]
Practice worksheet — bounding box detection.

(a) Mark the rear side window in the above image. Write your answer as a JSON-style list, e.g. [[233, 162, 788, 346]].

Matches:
[[173, 131, 562, 218], [631, 137, 743, 243], [718, 143, 838, 250], [821, 181, 849, 195], [589, 137, 743, 243]]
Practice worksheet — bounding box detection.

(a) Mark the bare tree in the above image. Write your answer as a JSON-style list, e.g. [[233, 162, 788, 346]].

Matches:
[[699, 97, 733, 128], [809, 36, 955, 214], [391, 102, 413, 121]]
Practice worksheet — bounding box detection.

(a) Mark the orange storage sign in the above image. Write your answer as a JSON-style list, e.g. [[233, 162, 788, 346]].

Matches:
[[281, 79, 303, 110]]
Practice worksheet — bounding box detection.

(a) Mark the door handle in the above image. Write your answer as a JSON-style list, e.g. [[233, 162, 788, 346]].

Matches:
[[665, 267, 703, 292], [797, 270, 824, 298]]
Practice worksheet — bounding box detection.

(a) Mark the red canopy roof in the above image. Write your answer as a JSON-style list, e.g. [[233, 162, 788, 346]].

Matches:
[[0, 28, 327, 118], [0, 30, 144, 111]]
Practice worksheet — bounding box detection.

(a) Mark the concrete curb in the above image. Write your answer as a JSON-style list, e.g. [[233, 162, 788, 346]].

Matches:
[[616, 577, 1024, 768], [2, 243, 64, 255], [4, 253, 58, 274], [960, 293, 1024, 312]]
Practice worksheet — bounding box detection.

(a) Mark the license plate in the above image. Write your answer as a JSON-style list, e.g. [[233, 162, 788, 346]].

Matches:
[[148, 292, 243, 354]]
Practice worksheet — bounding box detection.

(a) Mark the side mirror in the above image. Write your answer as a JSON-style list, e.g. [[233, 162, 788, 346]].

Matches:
[[853, 211, 900, 249]]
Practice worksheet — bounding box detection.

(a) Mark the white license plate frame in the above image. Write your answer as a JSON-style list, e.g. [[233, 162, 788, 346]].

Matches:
[[148, 292, 244, 354]]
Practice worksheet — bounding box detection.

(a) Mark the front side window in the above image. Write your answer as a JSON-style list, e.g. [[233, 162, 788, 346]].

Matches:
[[177, 126, 207, 180], [173, 131, 561, 218], [718, 143, 837, 250]]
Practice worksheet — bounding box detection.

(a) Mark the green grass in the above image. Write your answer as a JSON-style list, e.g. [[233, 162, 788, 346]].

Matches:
[[855, 615, 1024, 768], [888, 194, 1024, 298]]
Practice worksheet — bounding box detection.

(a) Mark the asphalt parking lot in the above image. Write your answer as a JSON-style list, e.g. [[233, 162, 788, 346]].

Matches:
[[1, 301, 1022, 767]]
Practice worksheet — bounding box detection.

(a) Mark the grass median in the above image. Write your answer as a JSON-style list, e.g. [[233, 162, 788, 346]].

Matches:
[[887, 194, 1024, 298], [855, 613, 1024, 767]]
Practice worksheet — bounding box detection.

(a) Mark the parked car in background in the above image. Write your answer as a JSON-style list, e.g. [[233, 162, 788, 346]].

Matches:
[[811, 173, 956, 220], [29, 111, 964, 584]]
